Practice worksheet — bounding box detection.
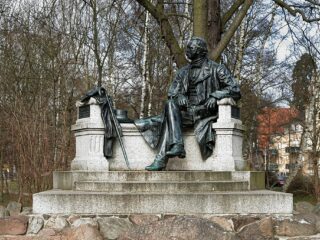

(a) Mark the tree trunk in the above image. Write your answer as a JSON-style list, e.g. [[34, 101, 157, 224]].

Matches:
[[207, 0, 221, 53], [193, 0, 207, 40], [179, 0, 192, 47], [91, 0, 103, 86], [209, 0, 253, 61], [140, 10, 150, 118], [234, 18, 246, 80], [313, 154, 320, 201]]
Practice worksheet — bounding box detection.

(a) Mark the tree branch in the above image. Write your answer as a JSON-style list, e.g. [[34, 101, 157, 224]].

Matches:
[[163, 1, 192, 5], [305, 0, 320, 7], [274, 0, 320, 22], [167, 13, 192, 21], [135, 0, 187, 67], [210, 0, 253, 61], [221, 0, 245, 28]]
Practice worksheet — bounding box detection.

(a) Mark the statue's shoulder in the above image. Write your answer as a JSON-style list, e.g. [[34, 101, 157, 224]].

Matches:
[[174, 64, 190, 79], [177, 64, 189, 73], [207, 58, 220, 68]]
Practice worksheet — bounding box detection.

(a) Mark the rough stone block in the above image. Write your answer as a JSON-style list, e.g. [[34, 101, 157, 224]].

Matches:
[[275, 219, 317, 237], [65, 224, 103, 240], [237, 217, 274, 240], [129, 214, 160, 225], [118, 216, 237, 240], [0, 216, 28, 235], [27, 216, 44, 235], [97, 217, 133, 240], [71, 218, 98, 228]]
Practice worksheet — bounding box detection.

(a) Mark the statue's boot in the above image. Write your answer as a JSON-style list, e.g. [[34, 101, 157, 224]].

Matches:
[[145, 155, 168, 171], [166, 144, 186, 158]]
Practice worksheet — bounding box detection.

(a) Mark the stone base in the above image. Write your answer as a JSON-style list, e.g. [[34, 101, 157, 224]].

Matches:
[[33, 190, 292, 215], [52, 171, 265, 190], [33, 170, 292, 215]]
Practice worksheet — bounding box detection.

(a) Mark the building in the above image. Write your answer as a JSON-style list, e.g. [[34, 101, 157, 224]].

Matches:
[[257, 108, 303, 174]]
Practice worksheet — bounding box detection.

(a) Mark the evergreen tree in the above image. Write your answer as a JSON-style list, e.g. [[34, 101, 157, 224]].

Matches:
[[291, 53, 317, 113]]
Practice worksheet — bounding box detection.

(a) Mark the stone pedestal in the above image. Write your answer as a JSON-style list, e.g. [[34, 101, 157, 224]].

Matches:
[[70, 100, 108, 171], [211, 99, 247, 171]]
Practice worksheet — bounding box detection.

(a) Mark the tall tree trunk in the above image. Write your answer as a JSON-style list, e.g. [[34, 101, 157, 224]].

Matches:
[[147, 84, 153, 117], [193, 0, 207, 40], [207, 0, 221, 53], [91, 0, 103, 87], [140, 10, 150, 118], [179, 0, 192, 47], [234, 18, 246, 80], [0, 149, 3, 201], [210, 0, 253, 61]]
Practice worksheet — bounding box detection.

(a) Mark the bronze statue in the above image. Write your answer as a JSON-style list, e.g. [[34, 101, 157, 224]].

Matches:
[[135, 37, 241, 171]]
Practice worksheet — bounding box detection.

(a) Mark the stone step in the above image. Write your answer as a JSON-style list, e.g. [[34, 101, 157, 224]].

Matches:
[[74, 180, 249, 192], [54, 171, 242, 190], [33, 190, 293, 215]]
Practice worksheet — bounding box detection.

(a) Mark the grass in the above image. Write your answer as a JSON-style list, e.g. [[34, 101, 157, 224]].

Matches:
[[0, 180, 32, 207], [293, 192, 317, 205]]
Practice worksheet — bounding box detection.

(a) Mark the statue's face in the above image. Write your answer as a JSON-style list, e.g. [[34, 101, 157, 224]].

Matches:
[[186, 40, 200, 60]]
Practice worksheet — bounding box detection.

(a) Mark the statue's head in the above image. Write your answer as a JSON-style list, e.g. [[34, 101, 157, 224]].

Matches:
[[186, 37, 208, 60]]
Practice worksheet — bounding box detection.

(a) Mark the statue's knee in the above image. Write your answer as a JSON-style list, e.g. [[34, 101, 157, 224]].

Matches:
[[165, 99, 177, 111]]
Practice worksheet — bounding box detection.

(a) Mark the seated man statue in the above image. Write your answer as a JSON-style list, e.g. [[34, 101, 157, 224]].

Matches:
[[135, 37, 241, 171]]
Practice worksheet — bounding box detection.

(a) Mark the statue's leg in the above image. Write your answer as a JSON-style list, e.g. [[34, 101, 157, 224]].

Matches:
[[165, 100, 186, 158], [145, 100, 185, 171], [145, 102, 171, 171], [145, 122, 169, 171]]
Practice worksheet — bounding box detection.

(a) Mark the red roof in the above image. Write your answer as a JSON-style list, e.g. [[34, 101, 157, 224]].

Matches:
[[257, 108, 301, 149]]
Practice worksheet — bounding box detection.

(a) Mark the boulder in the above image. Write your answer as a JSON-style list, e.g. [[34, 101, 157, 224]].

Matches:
[[27, 216, 44, 234], [209, 216, 234, 232], [64, 224, 103, 240], [98, 217, 133, 240], [38, 228, 57, 237], [45, 216, 69, 231], [294, 213, 320, 232], [0, 215, 28, 235], [67, 215, 80, 225], [237, 217, 274, 240], [118, 216, 238, 240], [0, 205, 10, 218], [71, 218, 98, 228], [232, 216, 261, 231], [7, 201, 22, 216], [129, 214, 160, 225], [295, 202, 315, 214], [275, 219, 317, 237], [313, 203, 320, 215]]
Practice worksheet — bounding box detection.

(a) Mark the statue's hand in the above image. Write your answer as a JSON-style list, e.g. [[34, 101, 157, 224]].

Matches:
[[205, 97, 217, 110], [177, 94, 188, 107]]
